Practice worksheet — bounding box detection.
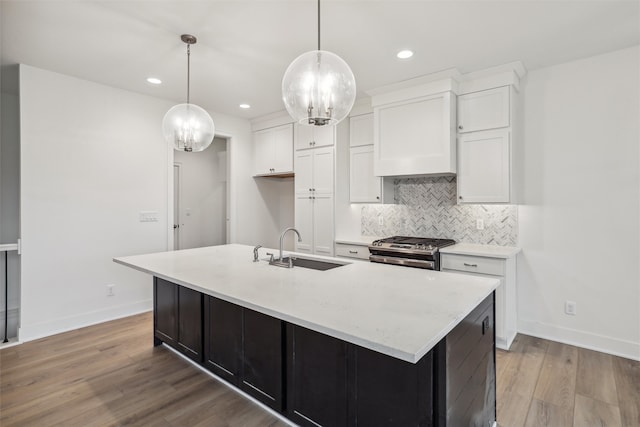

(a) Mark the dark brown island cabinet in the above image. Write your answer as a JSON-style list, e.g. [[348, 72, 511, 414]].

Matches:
[[153, 277, 496, 427]]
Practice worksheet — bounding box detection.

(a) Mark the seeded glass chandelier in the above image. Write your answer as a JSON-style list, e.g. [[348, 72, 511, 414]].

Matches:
[[162, 34, 215, 152], [281, 0, 356, 126]]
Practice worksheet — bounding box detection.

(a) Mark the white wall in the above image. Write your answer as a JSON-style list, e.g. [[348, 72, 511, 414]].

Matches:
[[174, 136, 227, 249], [16, 64, 269, 341], [517, 46, 640, 360]]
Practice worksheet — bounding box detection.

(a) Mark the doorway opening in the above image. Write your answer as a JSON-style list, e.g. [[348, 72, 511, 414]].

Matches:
[[173, 136, 229, 250]]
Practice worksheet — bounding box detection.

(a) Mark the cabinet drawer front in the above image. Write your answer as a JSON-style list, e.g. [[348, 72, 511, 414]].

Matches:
[[441, 254, 504, 276], [335, 243, 370, 260]]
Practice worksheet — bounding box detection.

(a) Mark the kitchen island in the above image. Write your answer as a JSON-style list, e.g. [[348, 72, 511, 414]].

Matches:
[[114, 244, 499, 427]]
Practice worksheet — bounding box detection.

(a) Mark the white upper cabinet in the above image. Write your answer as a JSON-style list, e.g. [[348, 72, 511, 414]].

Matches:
[[456, 82, 518, 204], [457, 129, 510, 203], [457, 86, 510, 133], [295, 124, 335, 150], [372, 89, 456, 177], [349, 114, 374, 147], [348, 113, 393, 203], [253, 123, 294, 176]]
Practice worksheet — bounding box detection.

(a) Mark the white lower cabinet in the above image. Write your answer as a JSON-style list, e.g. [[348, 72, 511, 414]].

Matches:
[[441, 253, 517, 350], [295, 194, 334, 256], [334, 242, 370, 261]]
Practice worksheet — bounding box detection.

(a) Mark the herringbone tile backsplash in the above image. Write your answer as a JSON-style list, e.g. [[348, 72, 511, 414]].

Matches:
[[361, 177, 518, 246]]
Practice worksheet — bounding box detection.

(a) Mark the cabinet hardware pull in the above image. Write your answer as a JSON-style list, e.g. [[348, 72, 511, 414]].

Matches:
[[376, 196, 380, 200], [458, 125, 463, 130], [459, 196, 463, 199], [309, 188, 312, 192], [463, 263, 478, 267], [311, 188, 315, 191], [349, 250, 358, 254], [309, 196, 312, 199]]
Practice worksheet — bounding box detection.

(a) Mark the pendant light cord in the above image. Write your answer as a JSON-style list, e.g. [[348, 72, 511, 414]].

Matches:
[[317, 0, 321, 51], [186, 43, 191, 104]]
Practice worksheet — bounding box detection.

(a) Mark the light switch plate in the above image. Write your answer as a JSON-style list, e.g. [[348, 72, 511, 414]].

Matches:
[[139, 211, 159, 222]]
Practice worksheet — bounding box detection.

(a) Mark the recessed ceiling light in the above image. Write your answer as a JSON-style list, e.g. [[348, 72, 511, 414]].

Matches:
[[146, 77, 162, 85], [239, 104, 251, 109], [396, 50, 414, 60]]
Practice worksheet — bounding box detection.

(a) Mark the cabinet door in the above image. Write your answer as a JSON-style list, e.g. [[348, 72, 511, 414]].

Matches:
[[204, 296, 243, 385], [457, 129, 510, 203], [241, 308, 284, 411], [312, 146, 334, 195], [295, 124, 315, 150], [458, 86, 509, 133], [295, 195, 314, 254], [354, 345, 432, 426], [349, 113, 374, 147], [312, 125, 335, 148], [272, 124, 294, 173], [350, 145, 381, 203], [313, 194, 334, 256], [154, 278, 178, 346], [375, 91, 456, 176], [177, 285, 203, 363], [253, 128, 274, 175], [294, 150, 314, 195], [286, 324, 349, 427]]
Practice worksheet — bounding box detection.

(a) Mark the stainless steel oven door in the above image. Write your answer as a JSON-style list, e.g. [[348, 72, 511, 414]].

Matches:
[[369, 255, 435, 270]]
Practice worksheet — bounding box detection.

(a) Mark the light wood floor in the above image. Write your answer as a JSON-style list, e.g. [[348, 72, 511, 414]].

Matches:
[[1, 313, 639, 426]]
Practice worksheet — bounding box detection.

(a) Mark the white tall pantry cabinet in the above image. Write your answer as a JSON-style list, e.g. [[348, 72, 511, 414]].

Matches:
[[294, 126, 335, 256]]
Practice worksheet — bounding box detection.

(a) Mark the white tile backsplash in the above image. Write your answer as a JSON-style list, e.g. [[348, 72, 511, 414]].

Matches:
[[361, 176, 517, 246]]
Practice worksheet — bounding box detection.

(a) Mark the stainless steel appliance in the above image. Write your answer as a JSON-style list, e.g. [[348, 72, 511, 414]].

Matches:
[[368, 236, 455, 270]]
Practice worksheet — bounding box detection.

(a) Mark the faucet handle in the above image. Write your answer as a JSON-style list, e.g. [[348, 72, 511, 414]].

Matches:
[[266, 252, 275, 264]]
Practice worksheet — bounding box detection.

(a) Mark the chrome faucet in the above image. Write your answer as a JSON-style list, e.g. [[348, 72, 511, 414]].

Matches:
[[279, 227, 302, 261], [253, 245, 262, 262]]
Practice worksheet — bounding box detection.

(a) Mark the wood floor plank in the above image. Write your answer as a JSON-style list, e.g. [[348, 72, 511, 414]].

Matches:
[[533, 340, 578, 410], [574, 394, 622, 427], [576, 347, 618, 406], [612, 354, 640, 426], [524, 398, 573, 427], [496, 334, 548, 427]]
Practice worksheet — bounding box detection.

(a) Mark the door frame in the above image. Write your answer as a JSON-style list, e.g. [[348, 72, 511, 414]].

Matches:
[[167, 131, 234, 250], [172, 162, 183, 250]]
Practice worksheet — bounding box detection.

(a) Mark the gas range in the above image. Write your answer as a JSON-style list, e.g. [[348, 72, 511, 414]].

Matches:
[[368, 236, 456, 270]]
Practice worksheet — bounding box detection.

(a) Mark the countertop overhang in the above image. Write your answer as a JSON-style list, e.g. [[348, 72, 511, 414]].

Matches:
[[114, 244, 499, 363]]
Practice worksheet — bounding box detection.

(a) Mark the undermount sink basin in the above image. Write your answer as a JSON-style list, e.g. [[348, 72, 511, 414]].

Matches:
[[277, 256, 348, 271]]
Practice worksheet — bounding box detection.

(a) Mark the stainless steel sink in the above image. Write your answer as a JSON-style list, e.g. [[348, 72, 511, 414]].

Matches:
[[271, 256, 348, 271]]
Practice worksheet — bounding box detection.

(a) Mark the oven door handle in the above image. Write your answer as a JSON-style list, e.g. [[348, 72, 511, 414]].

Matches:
[[369, 255, 436, 270]]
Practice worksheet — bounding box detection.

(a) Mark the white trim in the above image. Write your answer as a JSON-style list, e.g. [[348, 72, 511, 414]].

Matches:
[[18, 300, 152, 343], [213, 130, 235, 244], [250, 111, 293, 132], [518, 319, 640, 362]]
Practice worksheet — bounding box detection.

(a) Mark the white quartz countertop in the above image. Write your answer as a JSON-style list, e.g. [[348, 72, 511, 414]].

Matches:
[[440, 243, 521, 259], [114, 244, 499, 363]]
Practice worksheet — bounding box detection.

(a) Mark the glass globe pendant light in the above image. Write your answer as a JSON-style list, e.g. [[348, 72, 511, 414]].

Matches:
[[281, 0, 356, 126], [162, 34, 215, 152]]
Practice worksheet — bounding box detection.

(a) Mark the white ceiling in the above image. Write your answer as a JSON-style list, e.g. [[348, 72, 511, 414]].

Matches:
[[1, 1, 639, 120]]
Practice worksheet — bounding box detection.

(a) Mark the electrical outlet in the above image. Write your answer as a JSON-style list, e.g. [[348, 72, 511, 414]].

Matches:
[[565, 300, 576, 315], [107, 284, 115, 297], [476, 219, 484, 230], [378, 215, 384, 226]]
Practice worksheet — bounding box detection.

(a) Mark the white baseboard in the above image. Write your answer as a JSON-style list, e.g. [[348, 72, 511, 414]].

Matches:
[[18, 299, 152, 342], [518, 319, 640, 361]]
